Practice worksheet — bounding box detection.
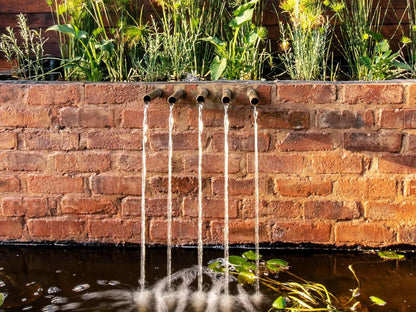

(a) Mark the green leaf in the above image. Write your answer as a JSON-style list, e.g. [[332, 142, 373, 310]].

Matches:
[[242, 250, 261, 261], [378, 251, 405, 260], [229, 8, 254, 28], [228, 255, 247, 266], [237, 271, 256, 285], [233, 0, 258, 16], [267, 259, 289, 272], [210, 56, 226, 81], [200, 36, 226, 50], [46, 24, 88, 40], [370, 296, 387, 306], [272, 296, 287, 309], [208, 261, 224, 272], [0, 293, 4, 307]]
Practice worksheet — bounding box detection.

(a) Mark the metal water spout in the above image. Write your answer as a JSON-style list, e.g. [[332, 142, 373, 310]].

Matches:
[[247, 88, 259, 106], [222, 89, 232, 104], [196, 89, 209, 103], [143, 88, 163, 102], [168, 89, 185, 104]]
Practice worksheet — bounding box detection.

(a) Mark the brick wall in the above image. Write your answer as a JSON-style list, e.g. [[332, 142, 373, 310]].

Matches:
[[0, 81, 416, 247]]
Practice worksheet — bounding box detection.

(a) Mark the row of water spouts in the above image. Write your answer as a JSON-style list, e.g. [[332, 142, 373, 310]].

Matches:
[[140, 87, 261, 296]]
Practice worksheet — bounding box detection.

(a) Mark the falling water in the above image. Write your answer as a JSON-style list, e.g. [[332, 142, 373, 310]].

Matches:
[[140, 102, 149, 290], [197, 101, 204, 292], [223, 104, 230, 295], [167, 103, 174, 288], [253, 107, 260, 294]]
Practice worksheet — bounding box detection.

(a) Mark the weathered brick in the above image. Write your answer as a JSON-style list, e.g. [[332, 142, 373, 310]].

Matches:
[[335, 222, 397, 246], [91, 175, 141, 195], [272, 222, 331, 243], [0, 108, 51, 128], [27, 218, 85, 240], [405, 179, 416, 196], [122, 108, 170, 128], [407, 135, 416, 152], [256, 110, 310, 130], [399, 225, 416, 244], [380, 110, 416, 129], [85, 83, 145, 104], [336, 178, 397, 200], [241, 199, 302, 219], [277, 132, 334, 151], [365, 201, 416, 222], [0, 132, 16, 149], [150, 219, 199, 244], [277, 83, 336, 104], [210, 220, 269, 244], [121, 197, 180, 217], [311, 152, 365, 174], [343, 133, 402, 152], [21, 131, 79, 150], [247, 154, 304, 173], [86, 130, 142, 150], [183, 198, 238, 218], [61, 196, 116, 215], [317, 110, 375, 129], [378, 155, 416, 174], [0, 218, 23, 239], [88, 219, 139, 240], [211, 131, 270, 152], [275, 178, 332, 197], [28, 83, 83, 106], [27, 176, 84, 194], [150, 176, 198, 194], [59, 107, 114, 128], [0, 152, 47, 171], [55, 152, 110, 173], [212, 177, 267, 196], [150, 132, 199, 151], [304, 201, 361, 220], [340, 83, 404, 105], [0, 175, 20, 192], [116, 152, 169, 172], [188, 108, 246, 128], [2, 197, 49, 217], [0, 83, 28, 104], [183, 154, 241, 174]]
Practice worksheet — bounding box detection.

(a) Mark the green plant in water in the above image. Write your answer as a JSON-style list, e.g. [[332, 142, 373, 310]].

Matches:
[[209, 250, 393, 311], [277, 0, 335, 80], [0, 293, 4, 308], [0, 13, 49, 80], [202, 0, 268, 80]]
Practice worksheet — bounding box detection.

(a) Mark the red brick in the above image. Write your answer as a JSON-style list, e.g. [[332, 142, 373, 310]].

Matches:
[[122, 108, 170, 128], [21, 131, 79, 150], [340, 83, 404, 105], [0, 132, 16, 149], [275, 178, 332, 197], [59, 107, 114, 128], [241, 199, 302, 219], [317, 110, 375, 129], [0, 83, 28, 104], [336, 178, 397, 200], [272, 222, 331, 243], [121, 197, 180, 217], [365, 201, 416, 222], [150, 219, 199, 244], [247, 154, 304, 173], [277, 83, 336, 104], [399, 225, 416, 244], [0, 175, 20, 192], [61, 196, 116, 215], [116, 152, 169, 172], [343, 133, 402, 152], [378, 155, 416, 174], [212, 177, 267, 196], [150, 132, 199, 151], [86, 130, 142, 150], [183, 154, 241, 174], [256, 109, 310, 130], [27, 218, 85, 240], [0, 108, 51, 128], [211, 131, 270, 152], [335, 222, 397, 246], [380, 110, 416, 129], [0, 218, 23, 239], [85, 83, 146, 104], [55, 152, 110, 173], [408, 135, 416, 152], [0, 152, 47, 171], [233, 84, 272, 107], [150, 176, 198, 194], [91, 175, 141, 195], [2, 197, 49, 217], [88, 219, 139, 240], [28, 83, 83, 106], [188, 108, 246, 128], [311, 152, 365, 174], [304, 201, 361, 220], [183, 198, 238, 218], [278, 132, 334, 151], [210, 220, 269, 244], [27, 176, 84, 194], [407, 84, 416, 105], [405, 179, 416, 196]]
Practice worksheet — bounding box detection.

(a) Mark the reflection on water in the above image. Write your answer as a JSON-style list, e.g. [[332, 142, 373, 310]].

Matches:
[[0, 245, 415, 311]]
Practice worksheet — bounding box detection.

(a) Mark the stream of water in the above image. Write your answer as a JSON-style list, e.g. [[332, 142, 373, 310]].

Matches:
[[223, 103, 230, 296], [197, 102, 204, 292], [167, 103, 175, 288]]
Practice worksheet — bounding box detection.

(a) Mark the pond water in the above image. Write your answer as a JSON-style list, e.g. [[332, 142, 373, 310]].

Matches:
[[0, 245, 414, 312]]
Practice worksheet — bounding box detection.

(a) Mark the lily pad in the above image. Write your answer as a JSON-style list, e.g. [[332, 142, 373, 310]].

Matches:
[[237, 271, 256, 285], [0, 293, 4, 307], [267, 259, 289, 272], [370, 296, 387, 306], [272, 296, 287, 309], [378, 251, 405, 260], [242, 250, 261, 261]]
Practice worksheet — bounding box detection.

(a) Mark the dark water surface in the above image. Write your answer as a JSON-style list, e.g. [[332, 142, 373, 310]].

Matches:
[[0, 245, 415, 311]]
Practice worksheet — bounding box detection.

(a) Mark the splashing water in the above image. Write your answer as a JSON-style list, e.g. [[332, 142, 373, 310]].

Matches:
[[197, 102, 204, 292], [223, 104, 230, 295], [167, 103, 175, 288]]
